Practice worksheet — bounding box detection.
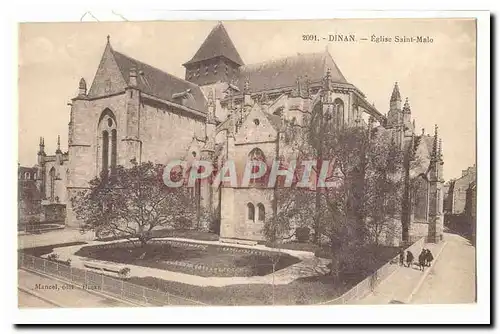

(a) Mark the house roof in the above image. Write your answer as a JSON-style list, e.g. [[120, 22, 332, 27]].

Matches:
[[184, 22, 244, 66], [236, 50, 348, 93], [111, 49, 207, 113]]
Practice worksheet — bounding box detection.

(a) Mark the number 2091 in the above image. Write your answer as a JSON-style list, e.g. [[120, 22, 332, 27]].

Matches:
[[302, 34, 319, 41]]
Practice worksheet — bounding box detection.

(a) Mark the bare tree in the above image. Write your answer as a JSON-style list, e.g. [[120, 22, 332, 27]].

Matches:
[[72, 159, 196, 248]]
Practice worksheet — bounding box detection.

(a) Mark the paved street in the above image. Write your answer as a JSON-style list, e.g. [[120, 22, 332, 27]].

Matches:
[[357, 232, 475, 305], [18, 288, 58, 308], [18, 269, 131, 308], [410, 233, 476, 304]]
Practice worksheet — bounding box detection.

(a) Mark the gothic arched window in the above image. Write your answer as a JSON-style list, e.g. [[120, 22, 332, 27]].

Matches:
[[334, 98, 345, 129], [49, 167, 56, 201], [98, 109, 117, 183], [102, 130, 109, 180], [111, 129, 117, 178], [248, 148, 266, 186], [257, 203, 265, 222], [247, 203, 255, 221]]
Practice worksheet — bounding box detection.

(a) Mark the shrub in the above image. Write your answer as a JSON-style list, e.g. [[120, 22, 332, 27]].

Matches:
[[296, 227, 311, 243], [174, 217, 194, 230], [47, 253, 59, 261], [119, 267, 131, 279]]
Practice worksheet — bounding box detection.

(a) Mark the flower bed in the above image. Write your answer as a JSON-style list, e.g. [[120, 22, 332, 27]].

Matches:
[[75, 240, 301, 277]]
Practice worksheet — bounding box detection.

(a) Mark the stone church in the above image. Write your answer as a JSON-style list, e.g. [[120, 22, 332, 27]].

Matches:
[[26, 22, 444, 245]]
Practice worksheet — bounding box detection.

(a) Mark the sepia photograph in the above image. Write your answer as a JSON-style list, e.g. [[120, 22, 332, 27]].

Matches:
[[16, 17, 479, 313]]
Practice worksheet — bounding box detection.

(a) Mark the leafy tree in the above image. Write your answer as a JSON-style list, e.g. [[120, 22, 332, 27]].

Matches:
[[72, 159, 196, 247], [364, 132, 405, 245]]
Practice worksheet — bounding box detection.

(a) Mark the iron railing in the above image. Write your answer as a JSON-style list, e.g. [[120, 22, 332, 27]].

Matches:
[[18, 252, 206, 306]]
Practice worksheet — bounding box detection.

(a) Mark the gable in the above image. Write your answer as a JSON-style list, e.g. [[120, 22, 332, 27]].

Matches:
[[410, 135, 433, 178], [235, 104, 278, 144], [88, 42, 128, 98]]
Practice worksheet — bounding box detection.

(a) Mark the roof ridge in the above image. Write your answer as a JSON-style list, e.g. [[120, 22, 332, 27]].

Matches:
[[241, 51, 326, 69], [112, 49, 201, 90]]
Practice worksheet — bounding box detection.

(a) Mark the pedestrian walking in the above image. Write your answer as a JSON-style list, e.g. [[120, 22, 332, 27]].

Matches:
[[418, 249, 426, 271], [399, 249, 405, 266], [406, 250, 414, 268], [426, 249, 434, 267]]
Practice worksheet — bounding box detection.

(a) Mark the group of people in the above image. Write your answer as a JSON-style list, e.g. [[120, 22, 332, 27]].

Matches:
[[399, 248, 434, 271]]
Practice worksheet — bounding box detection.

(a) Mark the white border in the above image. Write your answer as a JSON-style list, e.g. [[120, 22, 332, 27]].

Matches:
[[2, 3, 491, 327]]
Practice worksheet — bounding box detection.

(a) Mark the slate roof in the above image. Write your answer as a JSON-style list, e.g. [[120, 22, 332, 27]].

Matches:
[[236, 50, 348, 93], [184, 22, 244, 66], [112, 49, 207, 113]]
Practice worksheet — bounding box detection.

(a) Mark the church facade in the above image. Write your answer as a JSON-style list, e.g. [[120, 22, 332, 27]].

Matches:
[[27, 22, 444, 245]]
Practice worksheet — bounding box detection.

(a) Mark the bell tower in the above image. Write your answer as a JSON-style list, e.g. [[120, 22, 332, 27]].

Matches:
[[183, 22, 244, 86]]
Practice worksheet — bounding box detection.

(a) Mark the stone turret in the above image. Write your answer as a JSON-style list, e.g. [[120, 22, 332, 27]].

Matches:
[[78, 78, 87, 97], [204, 90, 217, 149], [402, 97, 413, 137], [55, 135, 63, 165], [387, 82, 402, 129], [243, 78, 252, 107], [123, 66, 141, 165], [428, 124, 444, 243], [37, 137, 45, 165]]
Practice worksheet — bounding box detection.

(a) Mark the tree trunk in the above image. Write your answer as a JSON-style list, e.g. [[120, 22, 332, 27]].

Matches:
[[313, 190, 321, 245]]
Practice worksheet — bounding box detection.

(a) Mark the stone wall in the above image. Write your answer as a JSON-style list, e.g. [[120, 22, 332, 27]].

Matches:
[[139, 101, 205, 164]]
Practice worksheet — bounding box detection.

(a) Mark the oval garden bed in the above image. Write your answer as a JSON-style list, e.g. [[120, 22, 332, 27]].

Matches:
[[74, 240, 301, 277]]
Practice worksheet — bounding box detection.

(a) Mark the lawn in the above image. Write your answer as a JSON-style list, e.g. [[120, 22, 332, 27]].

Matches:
[[125, 274, 353, 305], [75, 241, 301, 277], [117, 243, 400, 305]]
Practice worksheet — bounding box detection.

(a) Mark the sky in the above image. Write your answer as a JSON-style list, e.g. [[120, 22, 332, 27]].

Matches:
[[18, 19, 476, 181]]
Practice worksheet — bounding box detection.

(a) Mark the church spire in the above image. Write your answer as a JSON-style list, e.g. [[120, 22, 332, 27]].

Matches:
[[389, 81, 402, 115], [390, 82, 402, 102]]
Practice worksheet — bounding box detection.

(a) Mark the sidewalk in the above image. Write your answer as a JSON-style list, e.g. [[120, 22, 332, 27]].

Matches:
[[355, 241, 447, 304], [409, 233, 476, 304]]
